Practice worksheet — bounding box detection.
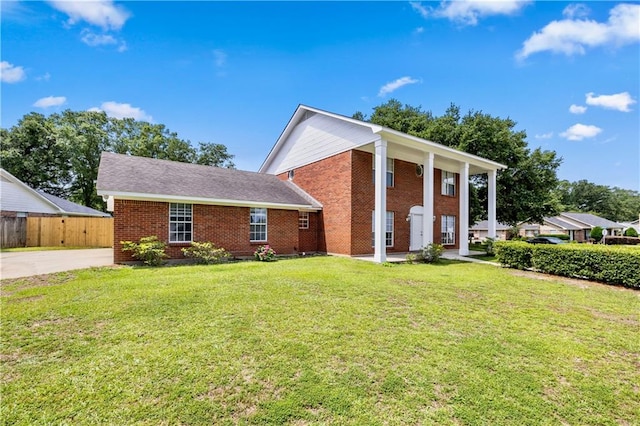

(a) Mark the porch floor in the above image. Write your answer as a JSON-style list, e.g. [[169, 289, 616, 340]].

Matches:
[[352, 250, 496, 264]]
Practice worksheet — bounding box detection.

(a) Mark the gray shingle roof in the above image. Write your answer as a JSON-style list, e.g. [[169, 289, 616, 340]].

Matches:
[[560, 212, 623, 229], [37, 191, 111, 217], [470, 220, 511, 231], [543, 216, 583, 230], [96, 152, 322, 209]]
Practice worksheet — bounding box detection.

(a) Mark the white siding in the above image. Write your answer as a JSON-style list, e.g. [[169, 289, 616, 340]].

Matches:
[[0, 177, 59, 214], [268, 113, 377, 174]]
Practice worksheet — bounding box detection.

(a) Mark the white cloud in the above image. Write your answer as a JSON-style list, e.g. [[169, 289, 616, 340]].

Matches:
[[378, 76, 420, 97], [1, 61, 26, 83], [585, 91, 636, 112], [411, 1, 530, 26], [535, 132, 554, 139], [560, 123, 602, 141], [80, 29, 127, 51], [90, 101, 152, 121], [33, 96, 66, 108], [562, 4, 590, 19], [36, 72, 51, 82], [517, 3, 640, 60], [414, 26, 425, 35], [47, 0, 130, 30], [569, 104, 587, 114]]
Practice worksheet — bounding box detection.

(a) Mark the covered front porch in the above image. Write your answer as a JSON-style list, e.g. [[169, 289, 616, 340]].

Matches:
[[365, 128, 507, 263]]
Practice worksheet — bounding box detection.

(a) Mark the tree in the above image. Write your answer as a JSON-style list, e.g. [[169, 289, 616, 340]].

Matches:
[[195, 142, 235, 168], [0, 112, 71, 197], [554, 180, 640, 222], [358, 99, 562, 225]]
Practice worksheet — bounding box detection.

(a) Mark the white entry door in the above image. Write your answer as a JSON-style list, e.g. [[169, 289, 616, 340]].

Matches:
[[409, 206, 424, 251]]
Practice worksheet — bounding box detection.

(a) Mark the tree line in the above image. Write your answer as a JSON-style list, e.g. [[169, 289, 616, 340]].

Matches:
[[354, 99, 639, 224], [2, 104, 638, 223], [1, 110, 235, 210]]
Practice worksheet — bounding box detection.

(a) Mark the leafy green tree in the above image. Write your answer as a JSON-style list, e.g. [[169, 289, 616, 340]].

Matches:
[[0, 112, 71, 196], [195, 142, 235, 168], [54, 110, 112, 209], [358, 99, 562, 225], [554, 180, 640, 222]]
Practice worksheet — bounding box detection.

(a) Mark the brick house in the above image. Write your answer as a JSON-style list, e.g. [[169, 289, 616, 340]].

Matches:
[[97, 105, 506, 263]]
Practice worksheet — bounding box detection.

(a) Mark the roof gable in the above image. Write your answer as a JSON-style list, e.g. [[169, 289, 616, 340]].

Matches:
[[260, 105, 507, 175], [0, 169, 61, 214], [97, 152, 321, 210], [559, 212, 623, 229]]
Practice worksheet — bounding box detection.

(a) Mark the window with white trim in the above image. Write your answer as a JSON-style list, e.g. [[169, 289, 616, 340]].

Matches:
[[371, 211, 394, 247], [250, 208, 267, 242], [169, 203, 192, 243], [441, 215, 456, 245], [372, 157, 394, 187], [298, 211, 309, 229], [441, 171, 455, 196]]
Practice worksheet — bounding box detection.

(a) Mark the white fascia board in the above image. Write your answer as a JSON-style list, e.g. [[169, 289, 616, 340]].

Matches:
[[259, 104, 382, 173], [97, 190, 321, 211], [377, 128, 508, 172]]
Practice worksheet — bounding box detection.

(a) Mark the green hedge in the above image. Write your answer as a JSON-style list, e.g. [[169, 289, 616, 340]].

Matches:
[[495, 241, 640, 288]]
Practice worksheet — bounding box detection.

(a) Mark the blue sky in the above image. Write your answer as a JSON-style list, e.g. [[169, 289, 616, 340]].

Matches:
[[2, 1, 639, 190]]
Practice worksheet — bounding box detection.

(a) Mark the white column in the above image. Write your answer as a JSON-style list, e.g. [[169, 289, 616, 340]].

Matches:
[[459, 162, 469, 256], [373, 138, 387, 263], [422, 152, 434, 248], [488, 169, 497, 240]]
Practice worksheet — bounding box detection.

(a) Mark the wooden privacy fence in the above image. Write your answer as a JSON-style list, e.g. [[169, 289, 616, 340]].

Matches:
[[26, 217, 114, 248], [1, 217, 27, 248]]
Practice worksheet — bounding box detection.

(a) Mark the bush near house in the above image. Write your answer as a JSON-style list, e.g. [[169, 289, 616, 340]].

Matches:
[[624, 227, 638, 237], [495, 241, 640, 288], [182, 241, 232, 264], [121, 236, 168, 266]]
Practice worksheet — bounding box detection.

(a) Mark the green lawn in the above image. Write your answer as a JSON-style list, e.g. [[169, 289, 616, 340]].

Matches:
[[2, 257, 638, 425]]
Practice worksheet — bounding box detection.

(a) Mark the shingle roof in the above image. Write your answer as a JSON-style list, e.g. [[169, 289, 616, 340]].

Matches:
[[37, 191, 111, 217], [543, 216, 583, 230], [560, 212, 623, 229], [470, 220, 511, 231], [96, 152, 322, 209]]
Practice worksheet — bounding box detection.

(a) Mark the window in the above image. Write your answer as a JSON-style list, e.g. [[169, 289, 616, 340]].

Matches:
[[298, 211, 309, 229], [169, 203, 192, 243], [442, 171, 455, 196], [372, 157, 394, 187], [371, 211, 394, 247], [250, 208, 267, 242], [441, 215, 456, 245]]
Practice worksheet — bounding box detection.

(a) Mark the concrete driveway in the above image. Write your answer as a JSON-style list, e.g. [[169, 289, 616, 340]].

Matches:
[[0, 248, 114, 280]]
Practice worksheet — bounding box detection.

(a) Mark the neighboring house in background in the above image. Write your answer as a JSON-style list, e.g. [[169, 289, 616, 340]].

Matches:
[[98, 105, 506, 263], [619, 216, 640, 234], [520, 212, 624, 242], [0, 168, 110, 218], [469, 220, 511, 242]]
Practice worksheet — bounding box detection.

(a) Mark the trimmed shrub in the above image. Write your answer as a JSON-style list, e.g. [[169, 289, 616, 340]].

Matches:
[[604, 236, 640, 246], [182, 241, 231, 264], [495, 241, 640, 288], [624, 227, 638, 237], [121, 236, 168, 266], [537, 233, 570, 241], [495, 241, 532, 270], [590, 226, 603, 243]]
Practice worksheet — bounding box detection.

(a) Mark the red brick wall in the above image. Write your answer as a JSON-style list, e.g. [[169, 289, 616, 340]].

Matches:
[[298, 212, 319, 253], [279, 151, 353, 255], [282, 150, 462, 255], [113, 200, 301, 263], [433, 169, 460, 249]]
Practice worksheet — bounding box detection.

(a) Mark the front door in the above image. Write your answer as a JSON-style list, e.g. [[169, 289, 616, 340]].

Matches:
[[409, 206, 423, 251]]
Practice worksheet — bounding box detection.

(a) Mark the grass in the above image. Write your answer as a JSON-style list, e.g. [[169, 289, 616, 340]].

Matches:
[[1, 257, 639, 425]]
